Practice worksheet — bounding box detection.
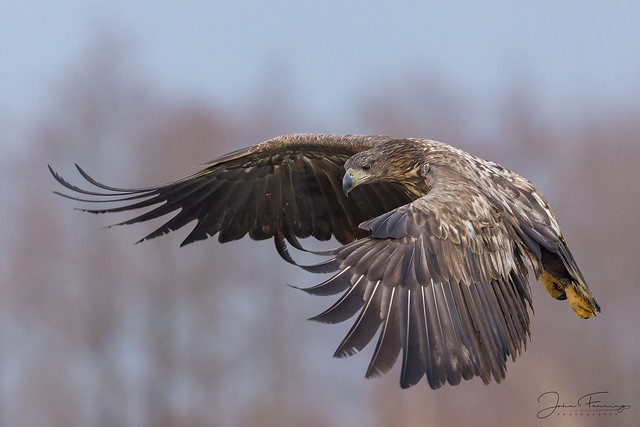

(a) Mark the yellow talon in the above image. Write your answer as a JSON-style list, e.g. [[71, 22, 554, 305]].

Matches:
[[565, 286, 598, 319]]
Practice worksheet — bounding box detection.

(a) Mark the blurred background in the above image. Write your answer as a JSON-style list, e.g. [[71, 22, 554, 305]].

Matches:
[[2, 1, 639, 426]]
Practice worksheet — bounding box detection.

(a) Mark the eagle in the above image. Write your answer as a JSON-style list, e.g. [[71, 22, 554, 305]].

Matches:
[[49, 134, 600, 389]]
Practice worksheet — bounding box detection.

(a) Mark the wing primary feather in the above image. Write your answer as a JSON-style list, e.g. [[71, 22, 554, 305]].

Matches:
[[510, 269, 532, 310], [504, 272, 532, 338], [125, 181, 221, 242], [365, 287, 402, 378], [399, 289, 428, 388], [333, 280, 383, 357], [308, 275, 367, 324], [299, 157, 332, 240], [291, 266, 353, 296], [298, 258, 341, 274], [53, 190, 153, 204], [468, 282, 507, 382], [449, 281, 487, 381], [101, 181, 213, 216], [74, 164, 158, 192], [491, 278, 527, 358], [271, 227, 340, 272], [439, 280, 476, 382], [423, 280, 447, 389], [49, 164, 141, 196], [274, 160, 302, 237], [220, 175, 267, 242], [218, 179, 256, 242], [273, 227, 297, 265], [288, 157, 314, 237], [179, 180, 242, 245], [433, 281, 467, 386], [459, 283, 495, 384], [420, 286, 435, 385], [483, 280, 515, 359], [250, 172, 281, 240]]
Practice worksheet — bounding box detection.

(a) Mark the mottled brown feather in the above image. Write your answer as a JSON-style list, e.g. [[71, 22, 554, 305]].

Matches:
[[50, 133, 599, 390]]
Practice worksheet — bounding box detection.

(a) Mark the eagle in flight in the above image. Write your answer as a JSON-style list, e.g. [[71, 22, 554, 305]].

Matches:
[[50, 134, 600, 389]]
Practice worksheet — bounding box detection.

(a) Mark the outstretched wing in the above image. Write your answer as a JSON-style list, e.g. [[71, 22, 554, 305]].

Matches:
[[300, 165, 534, 389], [49, 134, 414, 256]]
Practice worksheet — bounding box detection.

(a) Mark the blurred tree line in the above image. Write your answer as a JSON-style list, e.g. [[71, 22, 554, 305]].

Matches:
[[1, 40, 638, 427]]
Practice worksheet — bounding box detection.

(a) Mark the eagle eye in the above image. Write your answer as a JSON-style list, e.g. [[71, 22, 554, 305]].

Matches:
[[362, 164, 371, 172]]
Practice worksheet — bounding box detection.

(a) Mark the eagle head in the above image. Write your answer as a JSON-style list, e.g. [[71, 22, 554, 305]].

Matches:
[[343, 140, 427, 196], [342, 151, 381, 195]]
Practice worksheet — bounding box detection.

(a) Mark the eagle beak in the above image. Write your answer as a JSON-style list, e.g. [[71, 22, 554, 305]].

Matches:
[[342, 168, 369, 196]]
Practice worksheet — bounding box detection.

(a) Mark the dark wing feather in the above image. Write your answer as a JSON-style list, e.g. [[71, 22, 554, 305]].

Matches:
[[299, 166, 533, 389], [49, 134, 415, 253]]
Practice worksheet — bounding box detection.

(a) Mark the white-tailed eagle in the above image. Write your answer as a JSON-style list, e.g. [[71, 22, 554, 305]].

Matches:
[[50, 134, 600, 389]]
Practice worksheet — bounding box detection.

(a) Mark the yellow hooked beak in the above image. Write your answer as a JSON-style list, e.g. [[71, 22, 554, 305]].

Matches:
[[342, 168, 371, 195]]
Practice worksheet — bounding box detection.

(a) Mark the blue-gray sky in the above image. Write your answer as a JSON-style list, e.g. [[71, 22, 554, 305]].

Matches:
[[2, 0, 639, 129], [2, 4, 640, 424]]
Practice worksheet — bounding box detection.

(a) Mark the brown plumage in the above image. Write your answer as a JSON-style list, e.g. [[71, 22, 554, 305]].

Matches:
[[49, 134, 600, 389]]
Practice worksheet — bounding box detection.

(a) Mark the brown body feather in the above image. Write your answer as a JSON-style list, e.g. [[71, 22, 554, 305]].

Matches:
[[50, 133, 599, 389]]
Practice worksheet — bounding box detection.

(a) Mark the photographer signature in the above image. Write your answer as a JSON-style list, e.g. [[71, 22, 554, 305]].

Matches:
[[537, 391, 631, 419]]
